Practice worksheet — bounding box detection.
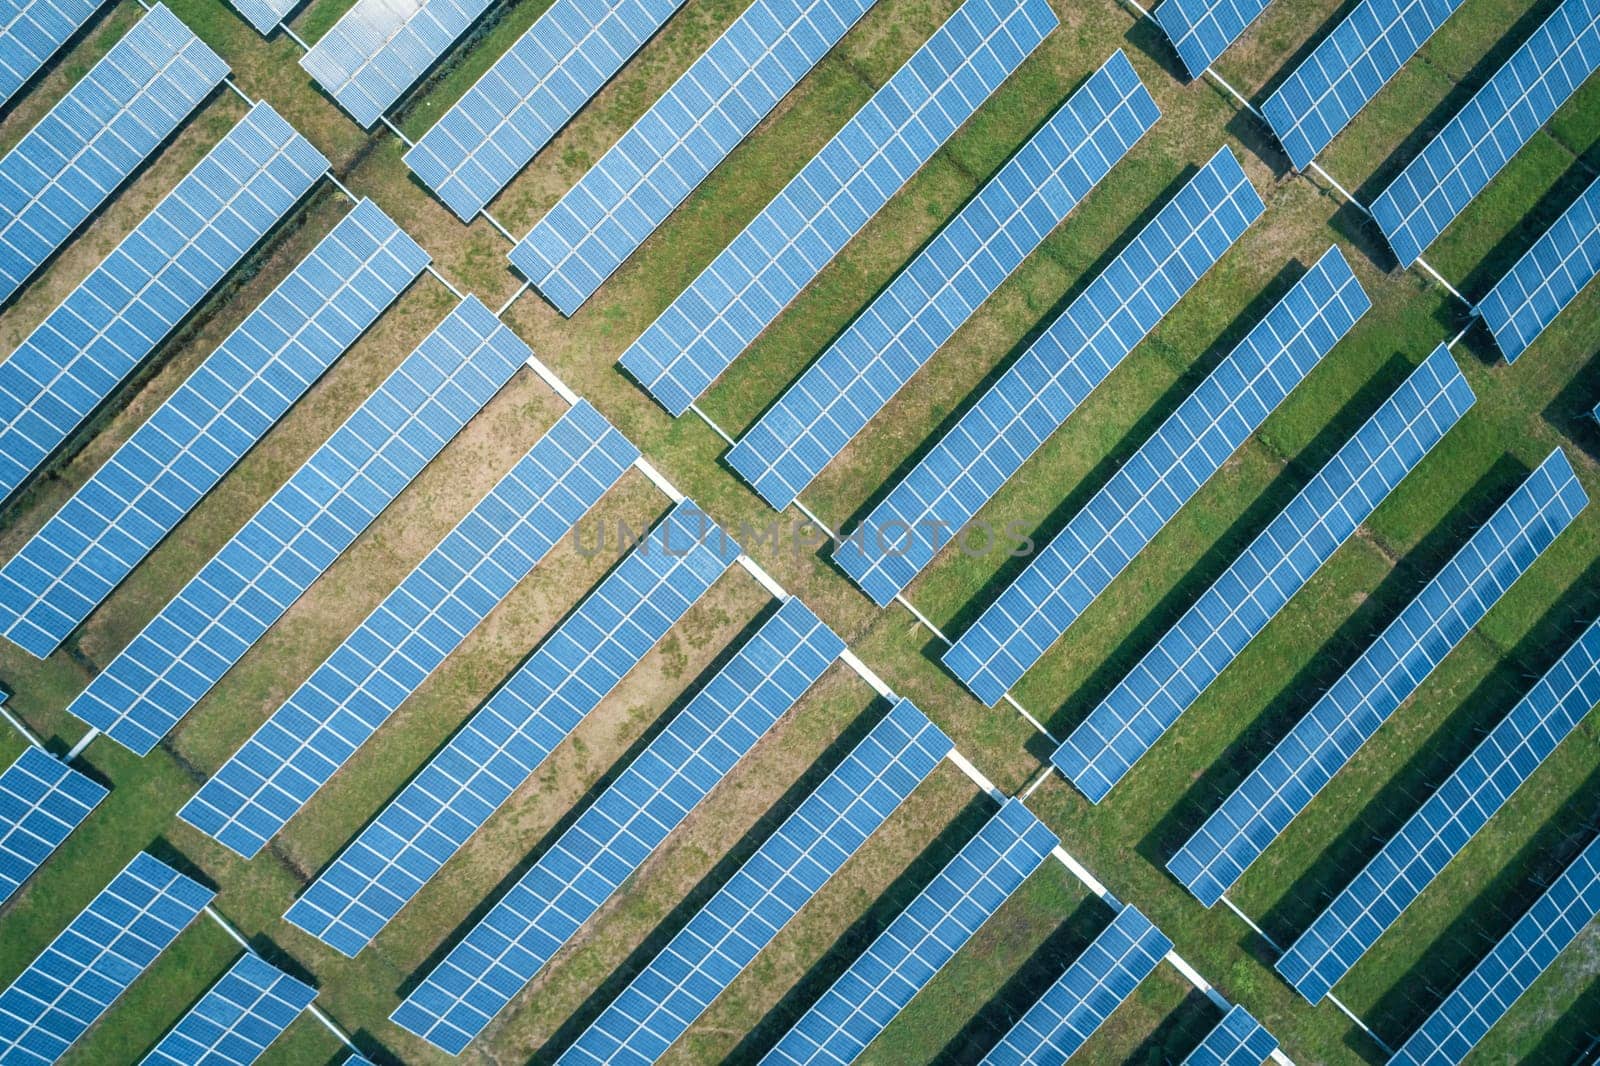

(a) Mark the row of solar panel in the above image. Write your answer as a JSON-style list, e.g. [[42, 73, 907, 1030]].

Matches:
[[0, 0, 105, 107]]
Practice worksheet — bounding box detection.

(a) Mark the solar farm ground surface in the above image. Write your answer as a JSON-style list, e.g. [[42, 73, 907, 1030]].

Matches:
[[0, 0, 1596, 1060]]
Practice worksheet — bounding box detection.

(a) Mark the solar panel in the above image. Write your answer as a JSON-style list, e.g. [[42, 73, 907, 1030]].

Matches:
[[944, 224, 1353, 708], [1055, 346, 1475, 803], [1169, 447, 1589, 907], [284, 500, 741, 957], [835, 149, 1272, 609], [0, 0, 106, 106], [1182, 1005, 1279, 1066], [1261, 0, 1464, 170], [1476, 174, 1600, 361], [1154, 0, 1273, 79], [507, 0, 882, 316], [392, 596, 845, 1054], [725, 52, 1161, 511], [0, 102, 328, 509], [0, 199, 429, 660], [179, 401, 636, 860], [405, 0, 690, 222], [1391, 831, 1600, 1066], [981, 905, 1172, 1065], [0, 852, 213, 1066], [0, 746, 106, 905], [140, 953, 316, 1066], [616, 0, 1057, 416], [1277, 617, 1600, 1003], [0, 4, 227, 305], [61, 296, 526, 756], [225, 0, 299, 36], [558, 697, 952, 1066]]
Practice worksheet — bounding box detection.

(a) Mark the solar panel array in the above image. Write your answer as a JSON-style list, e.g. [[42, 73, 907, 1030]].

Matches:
[[180, 401, 636, 860], [1055, 346, 1475, 802], [0, 199, 429, 660], [0, 0, 105, 106], [1182, 1005, 1279, 1066], [1170, 448, 1589, 906], [1261, 0, 1464, 170], [1477, 174, 1600, 361], [63, 296, 527, 756], [405, 0, 689, 221], [617, 0, 1057, 416], [1277, 618, 1600, 1003], [945, 224, 1356, 708], [226, 0, 299, 36], [0, 746, 107, 905], [0, 102, 328, 509], [508, 0, 879, 316], [393, 597, 845, 1054], [763, 798, 1058, 1066], [835, 149, 1270, 609], [1154, 0, 1273, 79], [981, 905, 1172, 1065], [285, 500, 741, 957], [1390, 831, 1600, 1066], [559, 698, 952, 1066], [0, 4, 227, 304], [0, 852, 213, 1065], [140, 953, 316, 1066], [726, 52, 1161, 510]]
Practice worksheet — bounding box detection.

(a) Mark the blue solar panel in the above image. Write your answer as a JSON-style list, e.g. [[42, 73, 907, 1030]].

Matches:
[[0, 852, 213, 1065], [1278, 618, 1600, 1003], [1170, 447, 1589, 907], [726, 52, 1161, 511], [1391, 831, 1600, 1066], [225, 0, 299, 35], [763, 798, 1057, 1066], [405, 0, 689, 221], [0, 0, 106, 106], [392, 597, 844, 1054], [0, 199, 429, 660], [616, 0, 1057, 416], [981, 905, 1172, 1066], [0, 746, 106, 905], [944, 221, 1353, 709], [178, 401, 635, 859], [1154, 0, 1273, 79], [1182, 1005, 1279, 1066], [558, 697, 951, 1066], [284, 500, 741, 957], [509, 0, 881, 316], [835, 149, 1271, 608], [141, 953, 316, 1066], [0, 102, 328, 509], [62, 296, 526, 756], [0, 4, 227, 304], [1261, 0, 1464, 170], [1055, 345, 1474, 803], [1477, 174, 1600, 361]]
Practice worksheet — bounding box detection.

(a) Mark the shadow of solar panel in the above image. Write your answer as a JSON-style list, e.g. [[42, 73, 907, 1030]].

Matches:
[[1391, 832, 1600, 1066], [284, 500, 741, 957], [1154, 0, 1273, 79], [0, 0, 107, 106], [0, 852, 213, 1066], [1055, 345, 1473, 804], [179, 401, 637, 860], [406, 0, 690, 221], [0, 102, 328, 509], [981, 904, 1171, 1065], [1170, 447, 1589, 907], [62, 296, 527, 756], [1182, 1005, 1279, 1066], [1261, 0, 1464, 170], [508, 0, 882, 316], [0, 4, 227, 304], [726, 51, 1161, 511], [835, 146, 1264, 610], [393, 596, 845, 1054], [0, 746, 107, 905], [617, 0, 1057, 416], [0, 199, 428, 660], [763, 798, 1057, 1066], [141, 953, 316, 1066], [1477, 175, 1600, 361], [1278, 618, 1600, 1003], [559, 697, 951, 1066]]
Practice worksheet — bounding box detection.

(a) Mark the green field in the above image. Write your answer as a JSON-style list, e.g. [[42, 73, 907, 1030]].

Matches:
[[0, 0, 1597, 1060]]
